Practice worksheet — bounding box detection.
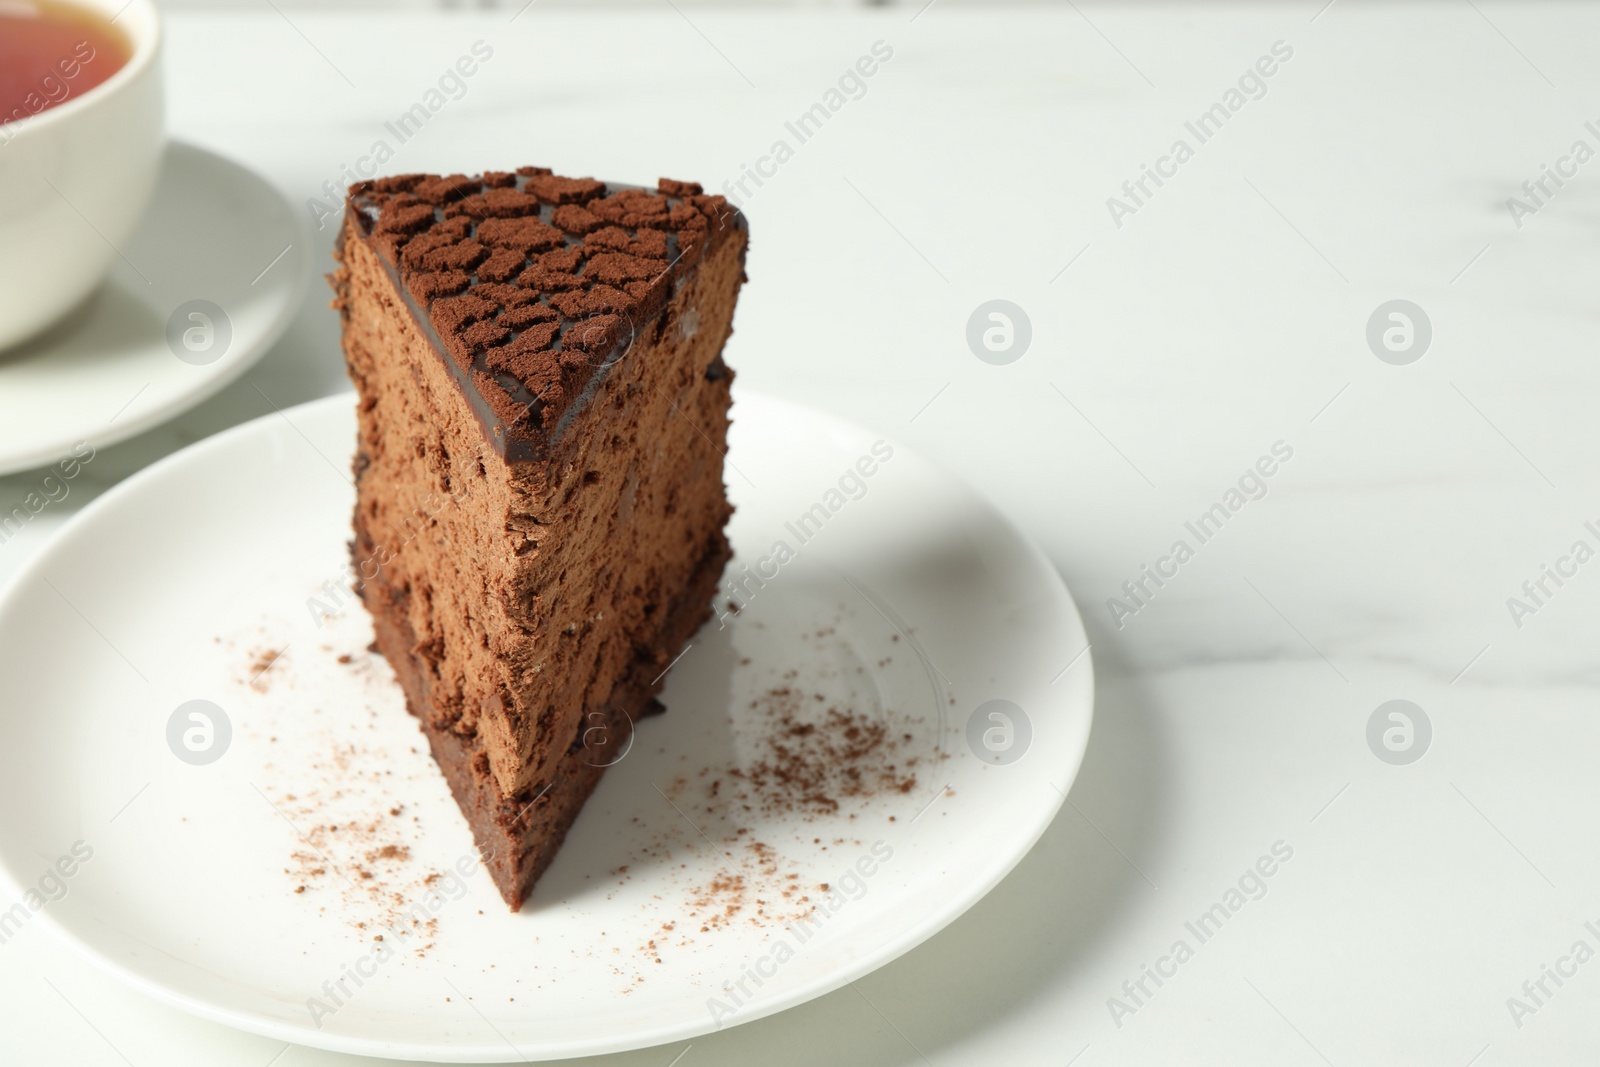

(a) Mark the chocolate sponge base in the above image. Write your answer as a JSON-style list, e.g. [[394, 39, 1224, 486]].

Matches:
[[357, 522, 729, 911]]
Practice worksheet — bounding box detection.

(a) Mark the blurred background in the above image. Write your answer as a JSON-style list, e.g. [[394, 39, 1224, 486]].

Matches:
[[153, 0, 1027, 7]]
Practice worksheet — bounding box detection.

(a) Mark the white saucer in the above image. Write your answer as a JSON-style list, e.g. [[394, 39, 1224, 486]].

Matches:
[[0, 391, 1093, 1062], [0, 141, 307, 476]]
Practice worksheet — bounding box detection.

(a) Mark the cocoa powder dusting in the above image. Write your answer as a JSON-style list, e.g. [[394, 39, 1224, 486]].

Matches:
[[621, 618, 940, 975], [728, 688, 918, 815], [237, 633, 464, 956]]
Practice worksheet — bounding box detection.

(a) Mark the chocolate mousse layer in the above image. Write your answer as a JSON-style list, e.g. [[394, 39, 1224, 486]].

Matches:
[[329, 169, 745, 909]]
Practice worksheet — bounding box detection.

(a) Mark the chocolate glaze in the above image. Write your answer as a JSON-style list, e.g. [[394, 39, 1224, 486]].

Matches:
[[340, 170, 746, 463]]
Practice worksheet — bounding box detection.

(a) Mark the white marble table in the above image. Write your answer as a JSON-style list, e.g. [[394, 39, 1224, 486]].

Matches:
[[4, 4, 1600, 1063]]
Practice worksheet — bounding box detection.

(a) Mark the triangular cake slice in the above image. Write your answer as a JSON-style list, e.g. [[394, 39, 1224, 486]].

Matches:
[[329, 168, 745, 909]]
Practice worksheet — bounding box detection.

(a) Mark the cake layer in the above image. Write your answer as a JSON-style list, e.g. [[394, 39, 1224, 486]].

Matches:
[[337, 221, 744, 800], [330, 167, 746, 908], [358, 515, 728, 909]]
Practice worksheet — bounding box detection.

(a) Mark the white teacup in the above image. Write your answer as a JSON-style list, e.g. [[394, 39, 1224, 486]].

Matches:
[[0, 0, 164, 351]]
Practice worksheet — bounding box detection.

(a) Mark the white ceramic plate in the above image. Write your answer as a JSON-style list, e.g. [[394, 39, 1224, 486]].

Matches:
[[0, 391, 1093, 1062], [0, 141, 307, 476]]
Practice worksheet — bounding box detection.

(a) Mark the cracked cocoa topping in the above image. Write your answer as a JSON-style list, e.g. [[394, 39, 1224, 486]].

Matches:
[[345, 169, 742, 461]]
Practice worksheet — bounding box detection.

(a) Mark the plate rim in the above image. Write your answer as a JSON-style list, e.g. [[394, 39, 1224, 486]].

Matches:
[[0, 389, 1094, 1061], [0, 139, 310, 477]]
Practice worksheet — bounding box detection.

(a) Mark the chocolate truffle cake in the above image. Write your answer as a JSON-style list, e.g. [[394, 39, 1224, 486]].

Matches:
[[328, 168, 746, 910]]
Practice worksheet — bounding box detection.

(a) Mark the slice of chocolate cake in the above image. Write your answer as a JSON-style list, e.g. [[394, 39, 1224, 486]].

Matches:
[[328, 168, 746, 910]]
